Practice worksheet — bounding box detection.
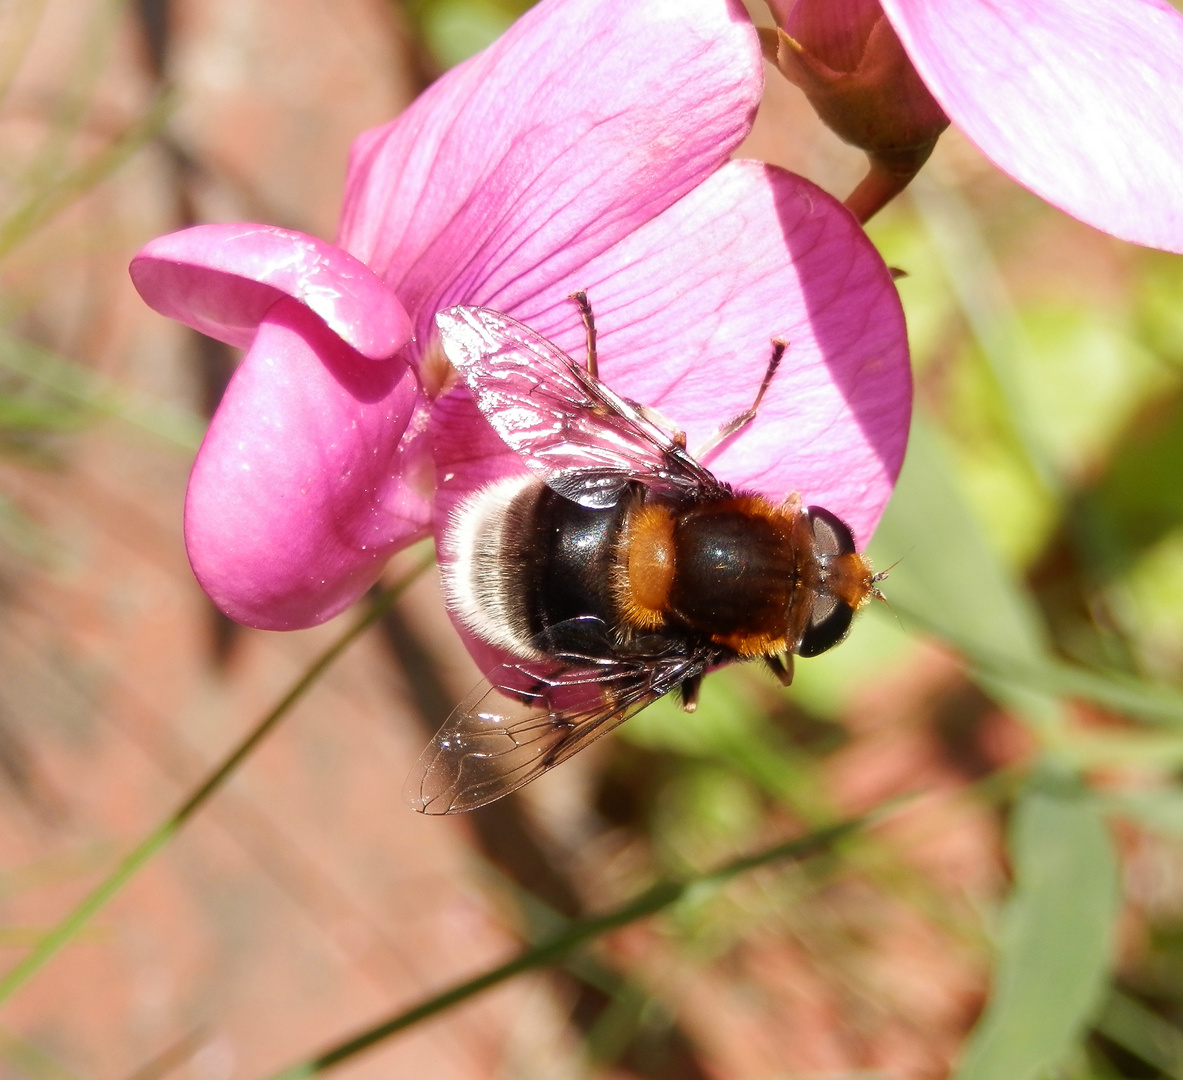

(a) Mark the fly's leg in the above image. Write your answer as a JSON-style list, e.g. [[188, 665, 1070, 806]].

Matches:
[[679, 671, 703, 713], [569, 290, 598, 380], [763, 652, 794, 687], [638, 403, 687, 450], [694, 338, 787, 460], [570, 289, 692, 450]]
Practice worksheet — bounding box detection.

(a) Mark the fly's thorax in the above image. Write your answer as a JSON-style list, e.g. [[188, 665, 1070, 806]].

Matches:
[[611, 493, 877, 661], [613, 492, 799, 656], [670, 495, 798, 654]]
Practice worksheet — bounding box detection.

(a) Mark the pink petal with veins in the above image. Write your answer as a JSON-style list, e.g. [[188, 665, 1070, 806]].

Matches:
[[339, 0, 763, 352], [176, 0, 762, 629], [434, 161, 909, 546], [433, 161, 911, 673], [131, 224, 412, 358], [881, 0, 1183, 252], [136, 0, 774, 630], [184, 296, 429, 630]]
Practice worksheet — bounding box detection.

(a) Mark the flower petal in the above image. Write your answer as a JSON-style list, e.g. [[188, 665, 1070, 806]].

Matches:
[[432, 160, 911, 670], [435, 160, 909, 544], [573, 163, 911, 544], [339, 0, 763, 351], [185, 296, 429, 630], [881, 0, 1183, 253], [130, 223, 412, 358]]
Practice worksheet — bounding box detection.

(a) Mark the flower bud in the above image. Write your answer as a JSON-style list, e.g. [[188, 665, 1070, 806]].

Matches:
[[766, 0, 949, 218]]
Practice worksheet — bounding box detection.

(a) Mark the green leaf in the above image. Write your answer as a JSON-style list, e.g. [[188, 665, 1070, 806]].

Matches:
[[868, 414, 1062, 733], [1048, 731, 1183, 770], [623, 668, 833, 825], [1016, 304, 1172, 482], [0, 331, 205, 451], [869, 421, 1183, 733], [1094, 991, 1183, 1078], [866, 416, 1183, 734], [954, 786, 1120, 1080], [1136, 250, 1183, 369], [412, 0, 535, 69], [1088, 388, 1183, 564], [907, 174, 1059, 497], [260, 816, 871, 1080], [1104, 787, 1183, 839], [951, 641, 1183, 731], [0, 556, 433, 1006], [0, 391, 86, 432], [0, 83, 177, 256]]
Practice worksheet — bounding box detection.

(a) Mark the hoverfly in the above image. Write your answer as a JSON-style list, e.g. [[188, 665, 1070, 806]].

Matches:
[[405, 295, 882, 814]]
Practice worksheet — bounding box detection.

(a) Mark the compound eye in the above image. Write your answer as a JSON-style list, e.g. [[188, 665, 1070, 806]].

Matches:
[[806, 505, 857, 560], [797, 506, 861, 656], [797, 596, 855, 657]]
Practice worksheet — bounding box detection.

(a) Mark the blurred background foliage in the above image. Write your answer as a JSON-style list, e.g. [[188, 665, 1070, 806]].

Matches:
[[2, 0, 1183, 1078]]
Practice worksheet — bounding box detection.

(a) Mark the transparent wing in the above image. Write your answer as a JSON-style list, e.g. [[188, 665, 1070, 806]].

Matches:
[[404, 646, 708, 815], [435, 305, 723, 508]]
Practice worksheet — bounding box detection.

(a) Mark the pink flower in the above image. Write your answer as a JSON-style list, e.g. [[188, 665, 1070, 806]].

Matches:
[[768, 0, 1183, 251], [131, 0, 913, 634]]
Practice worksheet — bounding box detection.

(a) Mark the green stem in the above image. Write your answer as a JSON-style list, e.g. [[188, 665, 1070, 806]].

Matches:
[[0, 88, 176, 259], [263, 816, 869, 1080], [888, 600, 1183, 729], [844, 146, 936, 225], [0, 553, 433, 1006]]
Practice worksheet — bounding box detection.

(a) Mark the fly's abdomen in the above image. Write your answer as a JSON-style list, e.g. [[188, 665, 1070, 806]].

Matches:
[[525, 485, 630, 635]]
